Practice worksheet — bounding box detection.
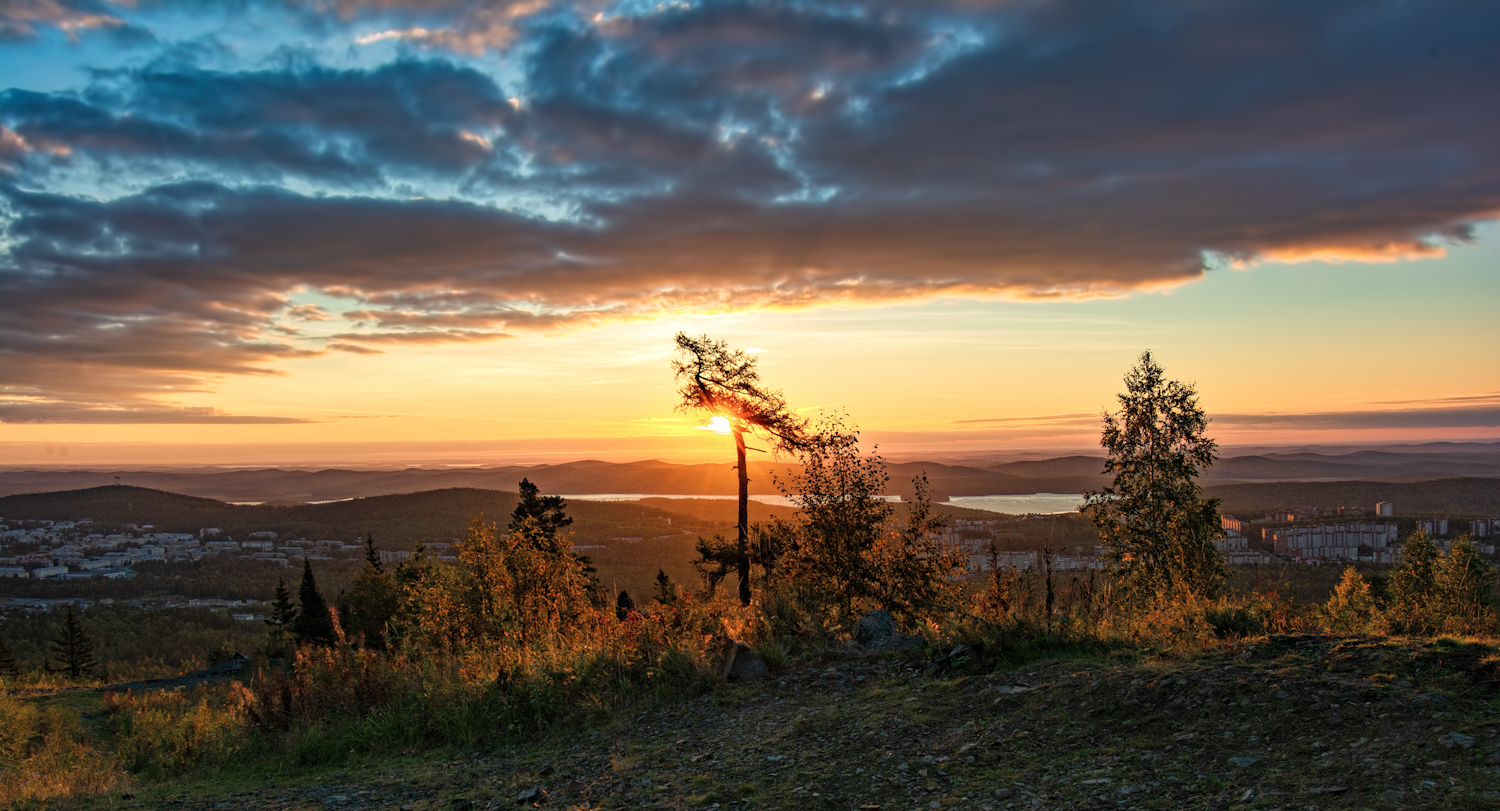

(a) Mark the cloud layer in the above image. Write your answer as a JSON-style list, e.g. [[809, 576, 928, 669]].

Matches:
[[3, 0, 1499, 420]]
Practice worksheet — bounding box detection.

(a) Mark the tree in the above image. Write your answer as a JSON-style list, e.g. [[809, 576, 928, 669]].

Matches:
[[1320, 567, 1383, 635], [1433, 537, 1497, 632], [1081, 351, 1225, 601], [363, 532, 383, 573], [509, 478, 604, 607], [264, 576, 299, 655], [510, 478, 573, 549], [673, 333, 809, 604], [339, 535, 400, 649], [291, 560, 337, 646], [616, 589, 636, 620], [778, 413, 967, 627], [0, 634, 18, 681], [653, 568, 680, 605], [1386, 530, 1440, 633], [48, 607, 96, 679]]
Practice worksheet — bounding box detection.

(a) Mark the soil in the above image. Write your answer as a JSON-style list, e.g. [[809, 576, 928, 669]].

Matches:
[[77, 636, 1500, 811]]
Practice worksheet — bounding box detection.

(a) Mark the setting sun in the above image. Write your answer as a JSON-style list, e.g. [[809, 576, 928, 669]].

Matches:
[[703, 415, 733, 435]]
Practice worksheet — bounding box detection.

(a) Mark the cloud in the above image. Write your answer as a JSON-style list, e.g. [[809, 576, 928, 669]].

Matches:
[[3, 1, 1500, 420], [0, 0, 152, 44], [0, 401, 312, 423], [1214, 407, 1500, 432]]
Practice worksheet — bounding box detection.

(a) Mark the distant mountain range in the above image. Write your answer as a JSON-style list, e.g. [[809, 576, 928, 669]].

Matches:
[[1, 444, 1496, 503]]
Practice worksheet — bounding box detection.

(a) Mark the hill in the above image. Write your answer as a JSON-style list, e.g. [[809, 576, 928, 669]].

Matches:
[[1208, 477, 1500, 516], [64, 635, 1500, 810]]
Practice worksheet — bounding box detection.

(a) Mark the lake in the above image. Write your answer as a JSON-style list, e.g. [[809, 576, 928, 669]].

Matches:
[[563, 493, 1085, 516]]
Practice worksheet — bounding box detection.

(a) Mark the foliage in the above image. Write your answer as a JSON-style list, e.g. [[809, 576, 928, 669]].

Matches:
[[773, 413, 968, 629], [1320, 567, 1385, 635], [0, 633, 18, 682], [48, 607, 97, 679], [395, 517, 597, 650], [102, 684, 253, 779], [337, 536, 401, 651], [0, 692, 129, 806], [1082, 351, 1226, 602], [653, 569, 680, 605], [1387, 532, 1497, 635], [291, 561, 337, 647], [510, 478, 574, 542]]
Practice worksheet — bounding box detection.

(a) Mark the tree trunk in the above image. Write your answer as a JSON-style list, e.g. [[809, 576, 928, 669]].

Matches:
[[734, 426, 752, 605]]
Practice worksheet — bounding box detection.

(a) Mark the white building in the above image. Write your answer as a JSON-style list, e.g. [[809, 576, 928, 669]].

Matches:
[[1375, 502, 1394, 517], [1268, 522, 1398, 562], [1416, 518, 1449, 536]]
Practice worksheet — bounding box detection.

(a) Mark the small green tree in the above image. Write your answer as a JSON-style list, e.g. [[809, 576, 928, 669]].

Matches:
[[0, 634, 19, 681], [1387, 531, 1440, 634], [1081, 351, 1225, 601], [48, 607, 97, 679], [339, 535, 401, 650], [1320, 567, 1383, 635], [616, 589, 636, 620], [291, 560, 337, 646], [653, 569, 680, 605], [264, 576, 298, 655], [777, 413, 967, 627], [1432, 537, 1497, 634]]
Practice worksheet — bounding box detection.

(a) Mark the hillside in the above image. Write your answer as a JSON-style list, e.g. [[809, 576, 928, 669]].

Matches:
[[1208, 477, 1500, 516], [62, 635, 1500, 810], [5, 444, 1496, 504]]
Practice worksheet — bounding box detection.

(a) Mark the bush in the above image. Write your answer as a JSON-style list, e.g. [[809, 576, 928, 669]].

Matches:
[[0, 692, 128, 806], [1320, 567, 1384, 635]]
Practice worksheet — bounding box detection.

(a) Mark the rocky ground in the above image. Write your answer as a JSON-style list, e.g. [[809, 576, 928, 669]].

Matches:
[[75, 635, 1500, 811]]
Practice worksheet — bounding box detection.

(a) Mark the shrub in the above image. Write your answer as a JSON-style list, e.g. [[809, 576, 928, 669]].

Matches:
[[1320, 567, 1385, 635]]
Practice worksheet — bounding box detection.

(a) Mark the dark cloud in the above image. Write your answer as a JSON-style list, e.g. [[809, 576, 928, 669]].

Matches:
[[3, 0, 1499, 420], [1215, 407, 1500, 432]]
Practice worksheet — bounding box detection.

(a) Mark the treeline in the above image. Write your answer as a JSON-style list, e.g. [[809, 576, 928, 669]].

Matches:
[[1209, 477, 1500, 516], [0, 606, 267, 682]]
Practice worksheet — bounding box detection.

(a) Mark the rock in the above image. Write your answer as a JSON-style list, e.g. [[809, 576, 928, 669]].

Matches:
[[853, 609, 924, 651], [515, 787, 549, 805], [720, 640, 768, 681], [1229, 756, 1259, 768], [1487, 753, 1500, 765], [994, 788, 1013, 799], [1412, 692, 1447, 708], [855, 610, 896, 644], [1441, 732, 1476, 749], [564, 780, 587, 797], [1379, 789, 1407, 804]]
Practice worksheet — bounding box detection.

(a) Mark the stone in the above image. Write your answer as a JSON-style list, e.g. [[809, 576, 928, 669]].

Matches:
[[720, 640, 768, 681], [1229, 756, 1259, 768], [994, 788, 1013, 799], [853, 609, 924, 651], [1379, 789, 1407, 804], [1441, 732, 1476, 749]]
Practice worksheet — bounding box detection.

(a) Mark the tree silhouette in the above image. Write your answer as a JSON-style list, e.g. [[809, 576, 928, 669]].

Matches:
[[1081, 351, 1224, 600], [339, 535, 400, 649], [48, 607, 97, 679], [615, 590, 636, 620], [0, 634, 19, 681], [291, 560, 337, 646], [509, 478, 573, 550], [673, 333, 808, 604]]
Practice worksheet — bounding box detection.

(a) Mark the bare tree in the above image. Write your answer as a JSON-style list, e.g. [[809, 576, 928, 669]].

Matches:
[[673, 333, 808, 604]]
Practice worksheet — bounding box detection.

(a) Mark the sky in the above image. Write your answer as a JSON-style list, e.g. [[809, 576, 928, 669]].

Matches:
[[1, 0, 1497, 467]]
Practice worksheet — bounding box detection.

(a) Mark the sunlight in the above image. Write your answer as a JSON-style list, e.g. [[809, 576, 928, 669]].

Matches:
[[703, 415, 733, 435]]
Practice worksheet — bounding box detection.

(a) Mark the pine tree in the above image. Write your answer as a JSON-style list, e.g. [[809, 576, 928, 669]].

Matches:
[[0, 634, 19, 681], [291, 560, 337, 646], [616, 590, 636, 620], [653, 569, 680, 605], [340, 535, 400, 649], [48, 607, 97, 679], [364, 532, 383, 573], [266, 577, 299, 629], [509, 479, 573, 550]]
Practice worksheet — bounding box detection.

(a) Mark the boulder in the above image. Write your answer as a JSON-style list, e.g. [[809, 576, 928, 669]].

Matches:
[[854, 609, 925, 651], [721, 640, 768, 681]]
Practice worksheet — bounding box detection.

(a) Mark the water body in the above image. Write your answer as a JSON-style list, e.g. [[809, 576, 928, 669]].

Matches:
[[565, 493, 1084, 516], [946, 493, 1085, 515]]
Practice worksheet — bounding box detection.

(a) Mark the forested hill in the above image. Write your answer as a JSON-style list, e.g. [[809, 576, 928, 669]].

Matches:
[[0, 485, 730, 547], [1206, 477, 1500, 517]]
